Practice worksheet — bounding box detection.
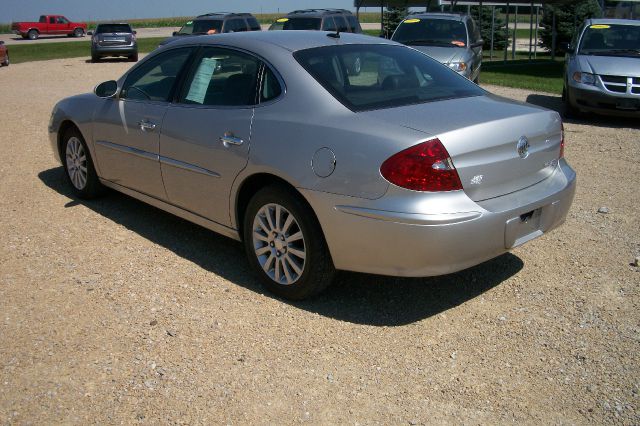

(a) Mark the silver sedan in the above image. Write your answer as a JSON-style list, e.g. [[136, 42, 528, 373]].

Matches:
[[48, 31, 576, 299]]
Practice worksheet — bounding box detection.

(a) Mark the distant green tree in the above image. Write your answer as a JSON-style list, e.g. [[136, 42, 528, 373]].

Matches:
[[383, 7, 409, 38], [470, 6, 509, 51], [540, 0, 602, 53]]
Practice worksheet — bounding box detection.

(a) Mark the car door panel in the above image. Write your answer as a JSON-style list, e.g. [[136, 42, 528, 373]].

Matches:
[[93, 99, 168, 199], [160, 106, 253, 225]]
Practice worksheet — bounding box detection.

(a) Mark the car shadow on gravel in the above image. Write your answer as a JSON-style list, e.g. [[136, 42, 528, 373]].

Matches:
[[526, 94, 640, 130], [40, 166, 524, 327]]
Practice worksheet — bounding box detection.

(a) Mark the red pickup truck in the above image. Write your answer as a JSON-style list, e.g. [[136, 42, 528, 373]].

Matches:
[[11, 15, 87, 40]]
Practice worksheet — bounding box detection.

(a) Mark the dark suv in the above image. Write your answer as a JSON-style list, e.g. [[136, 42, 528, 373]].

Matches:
[[269, 9, 362, 33], [160, 13, 261, 46]]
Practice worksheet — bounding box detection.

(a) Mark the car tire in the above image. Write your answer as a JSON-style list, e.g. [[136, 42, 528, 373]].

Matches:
[[27, 30, 39, 40], [243, 185, 335, 300], [61, 127, 104, 199], [129, 53, 138, 62], [74, 28, 84, 37], [91, 53, 99, 62], [1, 53, 8, 67], [562, 86, 581, 119]]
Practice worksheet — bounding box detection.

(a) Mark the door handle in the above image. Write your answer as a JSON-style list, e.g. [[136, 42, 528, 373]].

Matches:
[[220, 132, 244, 147], [138, 120, 156, 132]]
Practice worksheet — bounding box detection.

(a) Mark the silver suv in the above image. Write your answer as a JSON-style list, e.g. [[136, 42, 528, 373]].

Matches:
[[563, 18, 640, 118], [391, 13, 483, 83], [159, 13, 261, 46]]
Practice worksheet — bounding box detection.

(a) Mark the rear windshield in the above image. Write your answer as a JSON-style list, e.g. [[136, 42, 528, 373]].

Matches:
[[294, 44, 483, 112], [282, 18, 322, 30], [96, 24, 132, 34], [579, 23, 640, 57], [393, 18, 468, 47], [177, 19, 223, 35]]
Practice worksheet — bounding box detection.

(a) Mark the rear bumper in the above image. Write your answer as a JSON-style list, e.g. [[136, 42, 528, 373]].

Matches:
[[302, 159, 576, 277], [92, 45, 137, 57], [567, 84, 640, 117]]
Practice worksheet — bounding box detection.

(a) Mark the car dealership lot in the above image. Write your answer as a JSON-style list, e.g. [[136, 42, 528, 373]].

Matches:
[[0, 58, 638, 424]]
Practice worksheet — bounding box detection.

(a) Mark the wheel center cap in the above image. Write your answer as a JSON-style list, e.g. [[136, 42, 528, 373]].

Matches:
[[274, 237, 286, 252]]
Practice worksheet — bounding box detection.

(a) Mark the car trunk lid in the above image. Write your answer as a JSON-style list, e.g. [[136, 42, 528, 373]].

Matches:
[[363, 94, 563, 201]]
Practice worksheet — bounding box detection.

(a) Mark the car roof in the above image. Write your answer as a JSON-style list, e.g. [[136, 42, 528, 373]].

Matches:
[[407, 12, 467, 22], [194, 12, 255, 20], [285, 8, 355, 18], [585, 18, 640, 26], [160, 30, 396, 54]]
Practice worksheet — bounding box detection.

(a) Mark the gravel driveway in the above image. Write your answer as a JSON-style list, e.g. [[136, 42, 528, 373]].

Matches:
[[0, 57, 638, 424]]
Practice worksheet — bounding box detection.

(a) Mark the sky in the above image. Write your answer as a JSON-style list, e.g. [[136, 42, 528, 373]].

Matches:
[[0, 0, 382, 24]]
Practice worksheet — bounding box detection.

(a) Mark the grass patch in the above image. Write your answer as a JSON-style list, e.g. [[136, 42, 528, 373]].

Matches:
[[481, 60, 564, 94], [8, 37, 166, 64]]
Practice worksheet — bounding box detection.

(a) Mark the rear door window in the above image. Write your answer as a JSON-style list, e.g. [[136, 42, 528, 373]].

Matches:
[[224, 18, 248, 33], [347, 15, 361, 33], [283, 18, 322, 30], [247, 17, 261, 31], [321, 17, 337, 31], [178, 47, 260, 106]]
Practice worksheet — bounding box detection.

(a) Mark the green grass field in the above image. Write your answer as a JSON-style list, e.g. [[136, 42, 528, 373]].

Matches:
[[7, 37, 166, 64], [481, 60, 564, 94]]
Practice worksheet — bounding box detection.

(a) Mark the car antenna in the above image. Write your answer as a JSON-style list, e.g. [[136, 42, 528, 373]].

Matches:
[[327, 28, 340, 39]]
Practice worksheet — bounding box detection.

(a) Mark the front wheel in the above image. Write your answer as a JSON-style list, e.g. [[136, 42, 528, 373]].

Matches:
[[129, 53, 138, 62], [243, 185, 335, 300], [73, 28, 84, 37], [1, 53, 8, 67], [562, 86, 581, 119], [61, 128, 104, 199]]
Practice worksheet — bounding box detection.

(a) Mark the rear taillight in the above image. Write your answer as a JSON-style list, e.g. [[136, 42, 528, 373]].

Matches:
[[559, 121, 565, 158], [380, 138, 462, 192]]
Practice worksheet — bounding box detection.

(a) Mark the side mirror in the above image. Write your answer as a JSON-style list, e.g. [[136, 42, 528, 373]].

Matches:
[[172, 31, 178, 36], [94, 80, 118, 98], [87, 31, 93, 35]]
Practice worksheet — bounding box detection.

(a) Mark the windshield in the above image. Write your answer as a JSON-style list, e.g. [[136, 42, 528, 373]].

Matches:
[[177, 19, 223, 35], [294, 44, 483, 112], [392, 18, 468, 47], [282, 17, 322, 30], [96, 24, 132, 34], [579, 23, 640, 56]]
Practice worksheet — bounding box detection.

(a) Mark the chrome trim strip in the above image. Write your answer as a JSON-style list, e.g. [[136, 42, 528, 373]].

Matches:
[[95, 140, 158, 162], [98, 178, 240, 241], [159, 156, 221, 178], [335, 205, 482, 226]]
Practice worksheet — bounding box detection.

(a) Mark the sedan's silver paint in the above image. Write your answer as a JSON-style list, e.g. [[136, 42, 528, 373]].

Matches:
[[49, 31, 576, 278]]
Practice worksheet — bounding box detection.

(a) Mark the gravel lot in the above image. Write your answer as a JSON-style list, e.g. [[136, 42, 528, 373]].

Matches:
[[0, 57, 638, 424]]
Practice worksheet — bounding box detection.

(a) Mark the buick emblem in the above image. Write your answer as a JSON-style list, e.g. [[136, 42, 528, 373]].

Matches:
[[517, 136, 530, 159]]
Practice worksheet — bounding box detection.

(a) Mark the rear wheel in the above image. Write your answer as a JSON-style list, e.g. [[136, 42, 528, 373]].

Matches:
[[61, 127, 104, 199], [73, 28, 84, 37], [1, 53, 8, 67], [243, 185, 335, 300], [27, 30, 38, 40]]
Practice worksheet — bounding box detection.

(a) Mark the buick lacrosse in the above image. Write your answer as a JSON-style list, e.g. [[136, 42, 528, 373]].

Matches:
[[49, 31, 576, 299]]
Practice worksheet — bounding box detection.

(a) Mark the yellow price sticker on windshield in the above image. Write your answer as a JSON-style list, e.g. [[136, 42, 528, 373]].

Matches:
[[404, 19, 421, 24], [590, 24, 610, 29], [276, 18, 289, 22]]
